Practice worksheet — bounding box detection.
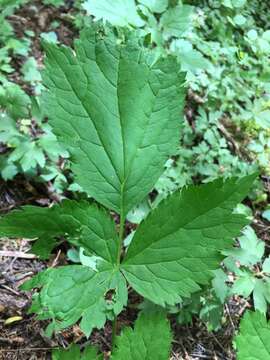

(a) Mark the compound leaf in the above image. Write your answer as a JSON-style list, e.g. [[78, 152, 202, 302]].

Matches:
[[111, 312, 171, 360], [0, 199, 118, 260], [121, 174, 256, 306], [235, 311, 270, 360], [42, 28, 185, 215]]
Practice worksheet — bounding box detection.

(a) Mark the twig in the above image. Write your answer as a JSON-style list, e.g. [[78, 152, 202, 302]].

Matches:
[[51, 250, 61, 268], [0, 347, 57, 352], [225, 303, 235, 331], [0, 250, 36, 259], [1, 284, 20, 296]]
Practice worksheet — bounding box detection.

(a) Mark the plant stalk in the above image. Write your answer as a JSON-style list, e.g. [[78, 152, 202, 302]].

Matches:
[[112, 207, 125, 347]]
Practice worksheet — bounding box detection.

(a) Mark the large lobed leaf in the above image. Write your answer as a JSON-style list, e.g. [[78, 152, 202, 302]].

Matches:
[[6, 200, 127, 336], [22, 265, 127, 337], [111, 311, 171, 360], [0, 200, 118, 260], [121, 174, 256, 305], [42, 28, 185, 215], [235, 310, 270, 360]]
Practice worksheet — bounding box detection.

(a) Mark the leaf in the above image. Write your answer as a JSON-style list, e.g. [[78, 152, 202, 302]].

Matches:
[[212, 269, 228, 303], [160, 5, 193, 40], [22, 265, 127, 337], [235, 311, 270, 360], [224, 226, 265, 266], [22, 57, 41, 83], [9, 142, 46, 172], [1, 162, 18, 180], [263, 258, 270, 273], [52, 344, 101, 360], [138, 0, 168, 13], [82, 0, 145, 27], [0, 200, 118, 260], [230, 272, 255, 298], [111, 312, 172, 360], [126, 199, 151, 224], [52, 312, 171, 359], [42, 29, 185, 214], [121, 175, 256, 306], [0, 84, 30, 119], [171, 39, 210, 73], [253, 279, 268, 314], [12, 201, 128, 336], [262, 209, 270, 222], [4, 316, 23, 325], [40, 31, 58, 44]]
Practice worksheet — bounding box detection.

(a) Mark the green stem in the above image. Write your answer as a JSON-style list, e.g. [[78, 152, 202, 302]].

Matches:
[[112, 207, 125, 348], [116, 211, 125, 266]]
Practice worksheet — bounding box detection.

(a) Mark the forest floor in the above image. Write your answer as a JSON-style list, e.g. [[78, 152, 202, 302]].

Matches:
[[0, 2, 269, 359]]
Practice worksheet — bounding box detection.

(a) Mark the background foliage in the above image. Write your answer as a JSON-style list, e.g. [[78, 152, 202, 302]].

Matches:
[[0, 0, 270, 358]]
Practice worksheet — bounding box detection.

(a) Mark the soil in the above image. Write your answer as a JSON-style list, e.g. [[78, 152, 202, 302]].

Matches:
[[1, 1, 269, 359]]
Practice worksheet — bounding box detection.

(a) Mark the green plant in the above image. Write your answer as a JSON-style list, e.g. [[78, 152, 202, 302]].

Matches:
[[52, 312, 172, 359], [0, 84, 70, 193], [0, 28, 256, 357], [0, 0, 31, 85], [235, 310, 270, 359], [224, 225, 270, 314]]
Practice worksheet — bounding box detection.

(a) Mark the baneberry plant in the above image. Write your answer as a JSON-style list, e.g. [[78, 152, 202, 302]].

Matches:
[[0, 28, 256, 358]]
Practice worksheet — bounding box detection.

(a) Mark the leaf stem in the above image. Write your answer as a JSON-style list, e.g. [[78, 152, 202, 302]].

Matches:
[[116, 210, 125, 266], [112, 204, 125, 347]]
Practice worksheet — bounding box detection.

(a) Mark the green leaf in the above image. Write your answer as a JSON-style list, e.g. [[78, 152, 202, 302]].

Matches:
[[82, 0, 145, 27], [138, 0, 168, 13], [42, 29, 185, 214], [111, 312, 172, 360], [0, 200, 118, 260], [236, 311, 270, 360], [262, 209, 270, 222], [12, 200, 128, 336], [22, 57, 41, 83], [52, 312, 171, 359], [171, 39, 210, 73], [22, 265, 127, 337], [263, 258, 270, 273], [121, 175, 255, 306], [9, 142, 46, 172], [0, 114, 21, 143], [0, 84, 30, 119], [1, 162, 18, 180], [160, 5, 193, 40], [52, 344, 101, 360], [40, 31, 58, 44], [231, 272, 255, 298], [212, 269, 228, 303], [126, 199, 151, 224], [224, 226, 265, 266], [253, 279, 268, 314]]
